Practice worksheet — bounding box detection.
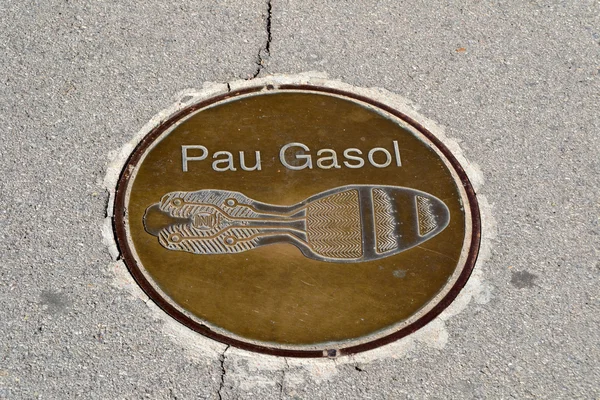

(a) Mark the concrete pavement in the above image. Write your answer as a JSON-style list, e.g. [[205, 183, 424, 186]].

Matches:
[[1, 0, 598, 398]]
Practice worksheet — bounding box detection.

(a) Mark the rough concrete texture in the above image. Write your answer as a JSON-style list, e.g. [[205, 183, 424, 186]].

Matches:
[[1, 0, 598, 399]]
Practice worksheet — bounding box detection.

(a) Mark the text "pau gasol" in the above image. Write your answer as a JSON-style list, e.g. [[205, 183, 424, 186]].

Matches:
[[181, 141, 403, 172]]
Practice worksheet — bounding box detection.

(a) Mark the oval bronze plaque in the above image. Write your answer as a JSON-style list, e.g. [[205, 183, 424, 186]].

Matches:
[[114, 85, 480, 357]]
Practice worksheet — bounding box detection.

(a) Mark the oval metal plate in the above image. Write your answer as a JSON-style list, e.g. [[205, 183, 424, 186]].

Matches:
[[113, 85, 480, 357]]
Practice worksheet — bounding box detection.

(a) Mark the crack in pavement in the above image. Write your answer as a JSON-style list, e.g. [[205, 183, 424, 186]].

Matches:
[[250, 0, 272, 79], [217, 345, 229, 400], [278, 357, 288, 399]]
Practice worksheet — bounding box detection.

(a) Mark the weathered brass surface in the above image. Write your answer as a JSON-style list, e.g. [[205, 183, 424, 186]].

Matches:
[[121, 90, 472, 349]]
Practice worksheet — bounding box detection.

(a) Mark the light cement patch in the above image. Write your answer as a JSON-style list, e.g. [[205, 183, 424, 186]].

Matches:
[[102, 72, 495, 387]]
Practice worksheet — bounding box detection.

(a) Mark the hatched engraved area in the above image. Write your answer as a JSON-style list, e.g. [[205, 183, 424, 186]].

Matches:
[[159, 224, 261, 254], [153, 190, 271, 255], [159, 190, 259, 219], [416, 195, 437, 236], [372, 189, 397, 253], [306, 190, 362, 259]]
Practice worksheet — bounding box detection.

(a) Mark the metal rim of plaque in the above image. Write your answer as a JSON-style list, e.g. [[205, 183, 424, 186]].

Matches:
[[113, 84, 481, 358]]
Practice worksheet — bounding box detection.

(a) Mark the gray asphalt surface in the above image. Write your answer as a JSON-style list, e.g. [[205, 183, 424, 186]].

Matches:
[[1, 0, 599, 399]]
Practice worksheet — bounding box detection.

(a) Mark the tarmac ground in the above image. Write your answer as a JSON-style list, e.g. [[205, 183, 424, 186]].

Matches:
[[1, 1, 598, 399]]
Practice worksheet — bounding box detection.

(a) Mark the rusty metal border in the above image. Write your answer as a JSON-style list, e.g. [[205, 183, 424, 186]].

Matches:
[[113, 84, 481, 358]]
